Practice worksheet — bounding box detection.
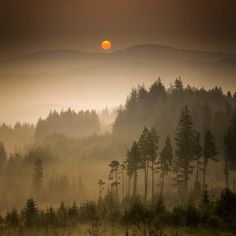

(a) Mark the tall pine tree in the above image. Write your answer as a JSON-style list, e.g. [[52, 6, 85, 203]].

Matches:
[[174, 106, 202, 198], [159, 136, 173, 196], [138, 127, 151, 201], [126, 141, 141, 197]]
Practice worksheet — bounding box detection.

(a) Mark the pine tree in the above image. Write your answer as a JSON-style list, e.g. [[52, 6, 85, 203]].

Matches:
[[97, 179, 105, 201], [229, 109, 236, 171], [0, 142, 6, 168], [149, 128, 159, 200], [203, 129, 217, 188], [108, 160, 120, 201], [126, 141, 141, 197], [159, 136, 173, 196], [223, 109, 236, 189], [57, 201, 68, 227], [22, 198, 39, 227], [174, 106, 202, 198], [68, 202, 79, 224], [45, 207, 56, 226], [5, 208, 20, 228], [224, 128, 231, 188], [120, 162, 126, 201], [138, 127, 151, 201]]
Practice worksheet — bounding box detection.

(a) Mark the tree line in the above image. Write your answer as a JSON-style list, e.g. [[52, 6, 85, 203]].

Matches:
[[35, 109, 101, 139], [102, 104, 236, 204], [113, 78, 236, 147], [1, 188, 236, 235]]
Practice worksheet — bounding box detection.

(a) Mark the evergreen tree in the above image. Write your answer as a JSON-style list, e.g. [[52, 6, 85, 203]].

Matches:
[[108, 160, 120, 201], [0, 142, 6, 168], [148, 79, 167, 106], [5, 208, 20, 228], [45, 207, 56, 227], [68, 202, 79, 224], [138, 127, 151, 201], [159, 136, 173, 196], [224, 109, 236, 188], [22, 198, 39, 227], [174, 106, 202, 198], [174, 78, 184, 93], [203, 129, 217, 188], [224, 128, 231, 188], [229, 109, 236, 172], [149, 127, 159, 200], [57, 201, 68, 227], [120, 162, 126, 201], [126, 141, 141, 197], [97, 179, 105, 201]]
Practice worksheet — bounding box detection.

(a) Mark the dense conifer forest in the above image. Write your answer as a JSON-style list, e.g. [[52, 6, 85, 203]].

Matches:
[[0, 78, 236, 235]]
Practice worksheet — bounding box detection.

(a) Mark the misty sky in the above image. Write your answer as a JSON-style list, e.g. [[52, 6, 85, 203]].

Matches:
[[0, 0, 236, 57], [0, 0, 236, 124]]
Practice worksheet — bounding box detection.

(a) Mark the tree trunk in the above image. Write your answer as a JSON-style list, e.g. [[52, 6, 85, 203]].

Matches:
[[160, 173, 165, 196], [133, 171, 137, 197], [128, 175, 131, 197], [115, 170, 118, 200], [203, 157, 206, 188], [168, 173, 171, 196], [184, 159, 188, 197], [122, 173, 125, 201], [151, 160, 154, 200], [144, 160, 148, 201], [224, 144, 229, 189]]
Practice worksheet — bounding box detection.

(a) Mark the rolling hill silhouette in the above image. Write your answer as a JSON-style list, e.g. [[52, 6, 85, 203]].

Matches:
[[0, 44, 236, 123]]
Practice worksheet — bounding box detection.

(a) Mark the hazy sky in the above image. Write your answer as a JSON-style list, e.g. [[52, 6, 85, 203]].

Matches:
[[0, 0, 236, 58], [0, 0, 236, 124]]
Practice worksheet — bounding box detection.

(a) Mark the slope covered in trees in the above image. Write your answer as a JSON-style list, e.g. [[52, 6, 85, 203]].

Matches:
[[0, 123, 34, 153], [0, 79, 236, 235], [35, 109, 101, 139], [113, 78, 236, 146]]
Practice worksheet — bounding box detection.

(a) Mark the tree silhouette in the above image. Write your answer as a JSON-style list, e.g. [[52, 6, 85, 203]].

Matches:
[[5, 208, 19, 228], [0, 142, 7, 168], [126, 141, 141, 197], [174, 106, 202, 198], [159, 136, 173, 196], [22, 198, 39, 227], [120, 162, 126, 201], [97, 179, 105, 201], [108, 160, 120, 201], [148, 127, 159, 200], [138, 127, 151, 201]]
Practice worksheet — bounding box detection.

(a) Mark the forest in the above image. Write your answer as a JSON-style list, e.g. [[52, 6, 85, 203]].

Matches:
[[0, 78, 236, 235]]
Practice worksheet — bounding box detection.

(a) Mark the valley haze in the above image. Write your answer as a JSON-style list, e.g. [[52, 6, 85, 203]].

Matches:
[[1, 44, 236, 124]]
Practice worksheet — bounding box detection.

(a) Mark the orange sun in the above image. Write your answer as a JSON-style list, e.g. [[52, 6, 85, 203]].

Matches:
[[101, 40, 112, 51]]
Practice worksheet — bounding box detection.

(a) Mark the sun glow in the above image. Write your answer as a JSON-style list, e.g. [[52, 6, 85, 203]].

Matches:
[[101, 40, 112, 51]]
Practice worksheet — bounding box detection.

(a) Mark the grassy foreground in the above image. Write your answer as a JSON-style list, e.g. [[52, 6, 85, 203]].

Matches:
[[1, 226, 235, 236]]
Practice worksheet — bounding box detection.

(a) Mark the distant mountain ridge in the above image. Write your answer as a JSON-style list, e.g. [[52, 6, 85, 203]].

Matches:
[[2, 44, 236, 64], [0, 44, 236, 124]]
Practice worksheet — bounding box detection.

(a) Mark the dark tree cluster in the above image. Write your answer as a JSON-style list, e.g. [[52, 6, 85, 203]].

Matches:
[[35, 109, 101, 139], [1, 189, 236, 234], [113, 78, 236, 147], [0, 123, 34, 153], [102, 101, 236, 208]]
